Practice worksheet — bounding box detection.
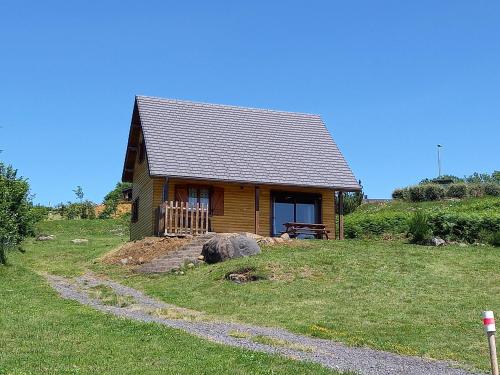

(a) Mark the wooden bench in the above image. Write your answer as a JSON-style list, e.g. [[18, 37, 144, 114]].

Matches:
[[283, 222, 330, 240]]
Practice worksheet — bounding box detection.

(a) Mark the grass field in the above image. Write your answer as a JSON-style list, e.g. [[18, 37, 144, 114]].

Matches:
[[2, 218, 499, 372], [0, 220, 339, 375]]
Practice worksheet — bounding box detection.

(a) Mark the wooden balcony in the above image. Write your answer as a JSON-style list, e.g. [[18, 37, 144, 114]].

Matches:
[[157, 201, 209, 236]]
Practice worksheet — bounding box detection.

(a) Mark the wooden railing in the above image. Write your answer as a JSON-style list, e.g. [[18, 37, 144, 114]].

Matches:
[[157, 201, 209, 236]]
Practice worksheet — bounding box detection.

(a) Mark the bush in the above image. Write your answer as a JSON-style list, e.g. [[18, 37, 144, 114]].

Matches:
[[408, 185, 426, 202], [429, 212, 500, 243], [490, 231, 500, 247], [484, 183, 500, 197], [446, 183, 467, 199], [392, 188, 408, 200], [466, 184, 484, 198], [0, 163, 38, 264], [58, 201, 96, 220], [423, 184, 445, 201], [345, 212, 409, 239], [407, 211, 431, 244]]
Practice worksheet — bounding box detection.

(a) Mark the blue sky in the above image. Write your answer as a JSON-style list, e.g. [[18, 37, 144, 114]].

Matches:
[[1, 1, 499, 205]]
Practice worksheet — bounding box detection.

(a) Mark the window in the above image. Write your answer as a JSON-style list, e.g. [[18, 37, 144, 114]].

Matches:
[[175, 185, 224, 216], [188, 187, 210, 207], [131, 198, 139, 223]]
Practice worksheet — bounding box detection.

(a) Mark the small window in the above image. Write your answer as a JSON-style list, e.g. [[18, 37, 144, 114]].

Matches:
[[188, 187, 210, 208], [131, 198, 139, 223]]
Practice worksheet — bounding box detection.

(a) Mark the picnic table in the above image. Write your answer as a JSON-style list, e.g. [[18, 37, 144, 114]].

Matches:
[[283, 222, 330, 240]]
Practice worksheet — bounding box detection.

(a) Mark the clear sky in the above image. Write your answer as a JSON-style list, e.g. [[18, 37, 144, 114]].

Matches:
[[1, 1, 499, 205]]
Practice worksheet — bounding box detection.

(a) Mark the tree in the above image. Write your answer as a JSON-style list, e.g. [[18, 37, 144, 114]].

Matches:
[[73, 186, 84, 202], [342, 180, 364, 215], [0, 162, 36, 265], [99, 182, 132, 219]]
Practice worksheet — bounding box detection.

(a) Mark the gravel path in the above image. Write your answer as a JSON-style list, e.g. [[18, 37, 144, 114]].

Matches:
[[46, 273, 482, 375]]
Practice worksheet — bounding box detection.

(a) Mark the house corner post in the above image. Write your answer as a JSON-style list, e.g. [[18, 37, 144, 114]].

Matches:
[[332, 190, 336, 240], [339, 191, 344, 240], [255, 186, 260, 235]]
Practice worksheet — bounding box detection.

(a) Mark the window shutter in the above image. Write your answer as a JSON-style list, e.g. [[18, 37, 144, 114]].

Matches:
[[211, 187, 224, 216], [175, 185, 188, 202]]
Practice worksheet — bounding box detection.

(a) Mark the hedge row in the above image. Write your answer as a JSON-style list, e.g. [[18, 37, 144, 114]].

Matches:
[[392, 183, 500, 202], [345, 211, 500, 243]]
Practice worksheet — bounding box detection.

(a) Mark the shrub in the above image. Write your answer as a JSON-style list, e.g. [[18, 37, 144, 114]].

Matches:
[[484, 183, 500, 197], [408, 185, 426, 202], [429, 212, 500, 243], [490, 231, 500, 247], [407, 211, 431, 244], [422, 184, 445, 201], [446, 183, 467, 199], [0, 163, 38, 264], [60, 201, 96, 220], [467, 184, 484, 198], [392, 188, 408, 200]]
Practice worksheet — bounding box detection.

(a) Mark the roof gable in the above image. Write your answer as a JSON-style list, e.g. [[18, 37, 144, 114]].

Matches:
[[123, 96, 359, 190]]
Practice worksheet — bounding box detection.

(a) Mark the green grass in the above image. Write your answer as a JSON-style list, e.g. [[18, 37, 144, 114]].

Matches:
[[87, 284, 135, 307], [4, 218, 499, 372], [0, 219, 339, 375], [109, 241, 498, 371]]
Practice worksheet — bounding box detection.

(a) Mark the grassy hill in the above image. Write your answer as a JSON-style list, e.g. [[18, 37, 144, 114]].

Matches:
[[2, 218, 498, 372], [0, 220, 338, 375], [345, 196, 500, 242]]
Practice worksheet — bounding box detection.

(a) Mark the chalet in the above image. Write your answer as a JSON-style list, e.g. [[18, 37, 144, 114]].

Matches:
[[122, 96, 360, 240]]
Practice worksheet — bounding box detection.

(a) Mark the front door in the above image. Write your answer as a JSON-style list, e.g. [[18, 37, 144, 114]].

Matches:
[[271, 191, 321, 236]]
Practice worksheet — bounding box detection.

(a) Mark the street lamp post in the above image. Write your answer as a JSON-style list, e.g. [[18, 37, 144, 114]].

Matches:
[[437, 144, 443, 178]]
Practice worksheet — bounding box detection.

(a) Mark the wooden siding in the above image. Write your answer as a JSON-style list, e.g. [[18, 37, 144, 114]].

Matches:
[[157, 178, 336, 237], [164, 179, 255, 233], [130, 133, 164, 240]]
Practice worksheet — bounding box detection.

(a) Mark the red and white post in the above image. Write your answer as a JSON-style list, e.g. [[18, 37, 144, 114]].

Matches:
[[483, 311, 499, 375]]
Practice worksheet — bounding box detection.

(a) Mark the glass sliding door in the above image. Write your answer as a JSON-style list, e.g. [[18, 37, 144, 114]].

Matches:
[[272, 192, 321, 236], [273, 202, 295, 236]]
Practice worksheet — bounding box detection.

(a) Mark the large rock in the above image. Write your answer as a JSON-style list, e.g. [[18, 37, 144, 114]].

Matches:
[[431, 237, 446, 246], [71, 238, 89, 244], [36, 235, 55, 241], [202, 234, 260, 264]]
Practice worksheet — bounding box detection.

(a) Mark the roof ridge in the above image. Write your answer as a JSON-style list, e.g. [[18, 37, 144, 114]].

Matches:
[[135, 95, 321, 118]]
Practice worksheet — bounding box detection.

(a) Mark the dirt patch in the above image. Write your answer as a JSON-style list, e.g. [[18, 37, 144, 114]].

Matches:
[[225, 267, 267, 283], [101, 237, 190, 266]]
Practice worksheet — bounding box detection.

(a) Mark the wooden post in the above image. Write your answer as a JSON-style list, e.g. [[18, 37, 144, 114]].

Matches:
[[195, 203, 200, 235], [163, 202, 168, 235], [483, 311, 499, 375], [488, 332, 499, 375], [169, 201, 173, 234], [338, 191, 344, 240], [255, 186, 260, 235]]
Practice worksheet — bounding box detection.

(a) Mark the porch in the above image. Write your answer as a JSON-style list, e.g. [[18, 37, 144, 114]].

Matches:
[[155, 185, 347, 239]]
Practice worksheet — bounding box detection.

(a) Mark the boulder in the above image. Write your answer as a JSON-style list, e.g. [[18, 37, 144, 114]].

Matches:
[[36, 235, 54, 241], [71, 238, 89, 244], [280, 232, 290, 241], [202, 234, 260, 264], [431, 237, 446, 246]]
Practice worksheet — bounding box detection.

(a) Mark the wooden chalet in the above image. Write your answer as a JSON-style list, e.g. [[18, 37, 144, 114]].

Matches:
[[122, 96, 360, 240]]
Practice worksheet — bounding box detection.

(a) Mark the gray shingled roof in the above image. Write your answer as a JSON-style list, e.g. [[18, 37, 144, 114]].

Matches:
[[133, 96, 360, 190]]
